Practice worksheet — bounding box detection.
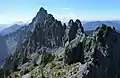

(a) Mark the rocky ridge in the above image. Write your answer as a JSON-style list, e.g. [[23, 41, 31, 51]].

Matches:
[[1, 7, 120, 78]]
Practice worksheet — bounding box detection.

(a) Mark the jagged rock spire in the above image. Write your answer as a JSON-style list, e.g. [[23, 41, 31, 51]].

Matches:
[[75, 19, 84, 33], [38, 7, 47, 15], [68, 19, 84, 42], [68, 19, 78, 42], [39, 7, 46, 11], [35, 7, 47, 22], [29, 7, 48, 31], [68, 19, 74, 27], [75, 19, 82, 27]]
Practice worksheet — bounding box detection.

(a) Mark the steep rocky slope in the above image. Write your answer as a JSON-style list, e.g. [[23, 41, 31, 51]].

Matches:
[[4, 26, 29, 54], [1, 7, 120, 78], [0, 35, 8, 65]]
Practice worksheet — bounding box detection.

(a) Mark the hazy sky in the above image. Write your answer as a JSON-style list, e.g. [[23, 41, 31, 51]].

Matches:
[[0, 0, 120, 24]]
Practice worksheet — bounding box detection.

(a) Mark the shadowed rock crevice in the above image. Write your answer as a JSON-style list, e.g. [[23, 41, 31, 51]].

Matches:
[[64, 42, 84, 65]]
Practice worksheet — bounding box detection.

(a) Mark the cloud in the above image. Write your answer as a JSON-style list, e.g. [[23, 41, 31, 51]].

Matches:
[[62, 8, 70, 10], [51, 11, 90, 23], [51, 11, 120, 23]]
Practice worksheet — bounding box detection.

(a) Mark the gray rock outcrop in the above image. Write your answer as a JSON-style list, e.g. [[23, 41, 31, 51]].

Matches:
[[82, 25, 120, 78]]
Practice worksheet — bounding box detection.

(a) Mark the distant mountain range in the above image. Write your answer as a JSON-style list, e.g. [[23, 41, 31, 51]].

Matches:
[[0, 22, 28, 36], [0, 24, 25, 36], [83, 21, 120, 31], [0, 24, 10, 32]]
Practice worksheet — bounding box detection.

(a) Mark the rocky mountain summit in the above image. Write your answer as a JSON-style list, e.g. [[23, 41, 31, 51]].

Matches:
[[1, 7, 120, 78], [3, 7, 52, 54]]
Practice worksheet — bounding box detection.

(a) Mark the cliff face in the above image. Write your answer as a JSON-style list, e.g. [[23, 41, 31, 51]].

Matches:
[[2, 7, 120, 78]]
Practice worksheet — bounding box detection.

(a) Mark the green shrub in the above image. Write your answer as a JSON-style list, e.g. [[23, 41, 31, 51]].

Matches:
[[0, 68, 4, 78], [50, 63, 56, 69], [96, 24, 112, 32], [41, 52, 55, 67], [107, 26, 112, 31], [99, 24, 107, 31], [54, 64, 61, 70], [64, 48, 69, 59], [95, 26, 100, 31], [20, 68, 30, 76]]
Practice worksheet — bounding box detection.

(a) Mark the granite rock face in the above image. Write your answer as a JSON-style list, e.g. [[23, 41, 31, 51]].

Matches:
[[68, 19, 84, 42], [21, 12, 66, 54]]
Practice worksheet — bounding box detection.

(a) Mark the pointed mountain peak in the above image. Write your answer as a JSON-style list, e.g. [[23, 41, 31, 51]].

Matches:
[[39, 7, 47, 13], [32, 7, 48, 21], [37, 7, 47, 15], [31, 7, 48, 29]]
